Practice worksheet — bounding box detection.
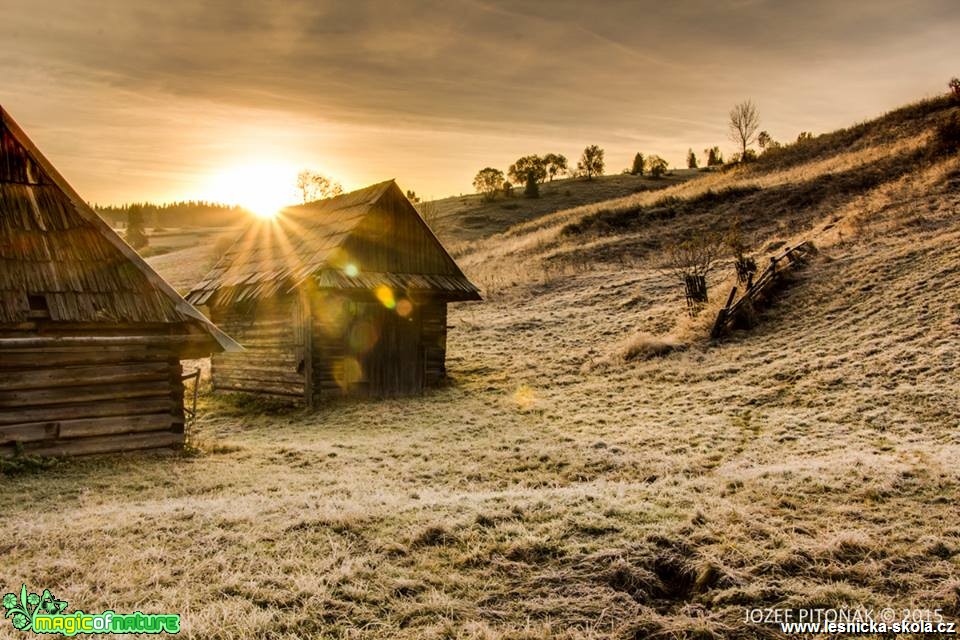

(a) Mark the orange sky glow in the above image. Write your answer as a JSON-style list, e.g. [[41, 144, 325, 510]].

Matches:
[[2, 0, 959, 210]]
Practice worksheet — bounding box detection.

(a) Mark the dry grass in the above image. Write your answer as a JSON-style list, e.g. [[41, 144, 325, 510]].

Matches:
[[425, 172, 698, 248], [144, 226, 242, 292], [2, 98, 960, 639]]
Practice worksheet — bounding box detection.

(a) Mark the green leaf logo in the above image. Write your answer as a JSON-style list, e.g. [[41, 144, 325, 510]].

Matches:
[[3, 585, 69, 633]]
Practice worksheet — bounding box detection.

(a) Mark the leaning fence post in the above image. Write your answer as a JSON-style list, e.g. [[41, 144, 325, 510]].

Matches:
[[711, 286, 738, 340]]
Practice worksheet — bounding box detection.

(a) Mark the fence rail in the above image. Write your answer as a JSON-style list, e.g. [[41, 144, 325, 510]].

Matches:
[[711, 241, 815, 339]]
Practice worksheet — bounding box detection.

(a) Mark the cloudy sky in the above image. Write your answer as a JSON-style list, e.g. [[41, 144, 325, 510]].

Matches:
[[2, 0, 958, 208]]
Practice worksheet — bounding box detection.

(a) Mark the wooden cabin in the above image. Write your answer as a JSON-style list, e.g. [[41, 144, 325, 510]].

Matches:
[[186, 180, 480, 404], [0, 106, 240, 457]]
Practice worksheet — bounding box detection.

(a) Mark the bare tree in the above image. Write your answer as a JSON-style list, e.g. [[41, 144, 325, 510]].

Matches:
[[724, 218, 757, 285], [728, 100, 760, 160], [297, 170, 343, 203], [663, 232, 723, 314], [416, 199, 440, 225]]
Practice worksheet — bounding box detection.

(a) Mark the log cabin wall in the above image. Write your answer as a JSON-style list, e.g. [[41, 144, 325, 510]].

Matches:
[[209, 294, 306, 401], [309, 288, 352, 401], [0, 325, 187, 458], [421, 302, 448, 387], [0, 108, 233, 457], [308, 287, 448, 402]]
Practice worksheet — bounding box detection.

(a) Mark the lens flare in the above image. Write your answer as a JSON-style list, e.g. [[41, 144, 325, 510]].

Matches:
[[333, 357, 363, 390], [348, 320, 379, 353], [396, 298, 413, 317], [374, 285, 396, 309]]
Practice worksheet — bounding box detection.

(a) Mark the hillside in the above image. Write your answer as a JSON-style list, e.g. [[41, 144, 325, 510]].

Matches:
[[423, 171, 698, 247], [141, 227, 242, 292], [3, 96, 959, 639], [457, 97, 960, 293]]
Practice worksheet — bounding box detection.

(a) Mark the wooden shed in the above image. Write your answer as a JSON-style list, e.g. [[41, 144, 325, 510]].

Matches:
[[186, 180, 480, 404], [0, 106, 241, 457]]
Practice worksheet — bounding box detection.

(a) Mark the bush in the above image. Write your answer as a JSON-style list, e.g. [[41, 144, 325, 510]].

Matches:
[[950, 77, 960, 101], [647, 155, 668, 178], [524, 173, 539, 198]]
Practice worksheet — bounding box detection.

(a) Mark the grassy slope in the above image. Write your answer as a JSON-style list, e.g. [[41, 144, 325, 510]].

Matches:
[[425, 172, 697, 247], [138, 226, 241, 292], [2, 98, 960, 639]]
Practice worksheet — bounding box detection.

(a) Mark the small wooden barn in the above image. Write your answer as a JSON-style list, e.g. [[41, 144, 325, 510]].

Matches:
[[0, 106, 240, 457], [186, 180, 480, 404]]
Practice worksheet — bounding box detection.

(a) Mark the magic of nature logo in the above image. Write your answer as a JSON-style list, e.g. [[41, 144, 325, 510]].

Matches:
[[3, 585, 179, 635]]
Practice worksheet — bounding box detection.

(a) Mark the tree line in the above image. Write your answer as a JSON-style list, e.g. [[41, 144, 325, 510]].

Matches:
[[469, 98, 816, 200], [95, 200, 250, 229], [473, 146, 607, 201]]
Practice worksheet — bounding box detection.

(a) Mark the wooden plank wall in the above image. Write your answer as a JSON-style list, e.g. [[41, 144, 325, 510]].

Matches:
[[309, 291, 449, 401], [342, 185, 460, 275], [0, 340, 185, 457], [421, 302, 448, 387], [210, 295, 306, 400], [310, 289, 356, 400]]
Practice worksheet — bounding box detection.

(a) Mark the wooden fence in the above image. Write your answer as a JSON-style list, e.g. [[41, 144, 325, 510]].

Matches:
[[711, 241, 815, 339]]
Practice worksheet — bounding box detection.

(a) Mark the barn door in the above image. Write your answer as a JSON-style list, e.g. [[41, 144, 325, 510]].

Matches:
[[364, 305, 424, 396]]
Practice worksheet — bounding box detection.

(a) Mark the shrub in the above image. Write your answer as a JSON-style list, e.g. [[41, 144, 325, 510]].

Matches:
[[647, 155, 669, 178], [524, 173, 539, 198], [663, 232, 723, 314], [950, 77, 960, 101]]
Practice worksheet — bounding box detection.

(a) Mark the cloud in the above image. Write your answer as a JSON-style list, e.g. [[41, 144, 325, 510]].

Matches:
[[2, 0, 958, 201]]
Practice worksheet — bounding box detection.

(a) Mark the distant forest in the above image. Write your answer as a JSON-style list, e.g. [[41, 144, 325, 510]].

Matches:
[[93, 201, 251, 228]]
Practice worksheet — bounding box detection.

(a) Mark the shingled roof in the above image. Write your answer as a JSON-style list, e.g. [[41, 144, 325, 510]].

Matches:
[[0, 106, 239, 351], [186, 180, 480, 306]]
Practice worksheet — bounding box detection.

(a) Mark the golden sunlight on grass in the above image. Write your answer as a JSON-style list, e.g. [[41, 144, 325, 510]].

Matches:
[[202, 160, 301, 218]]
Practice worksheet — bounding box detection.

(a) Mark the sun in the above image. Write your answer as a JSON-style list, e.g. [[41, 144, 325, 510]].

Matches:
[[203, 160, 301, 219]]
